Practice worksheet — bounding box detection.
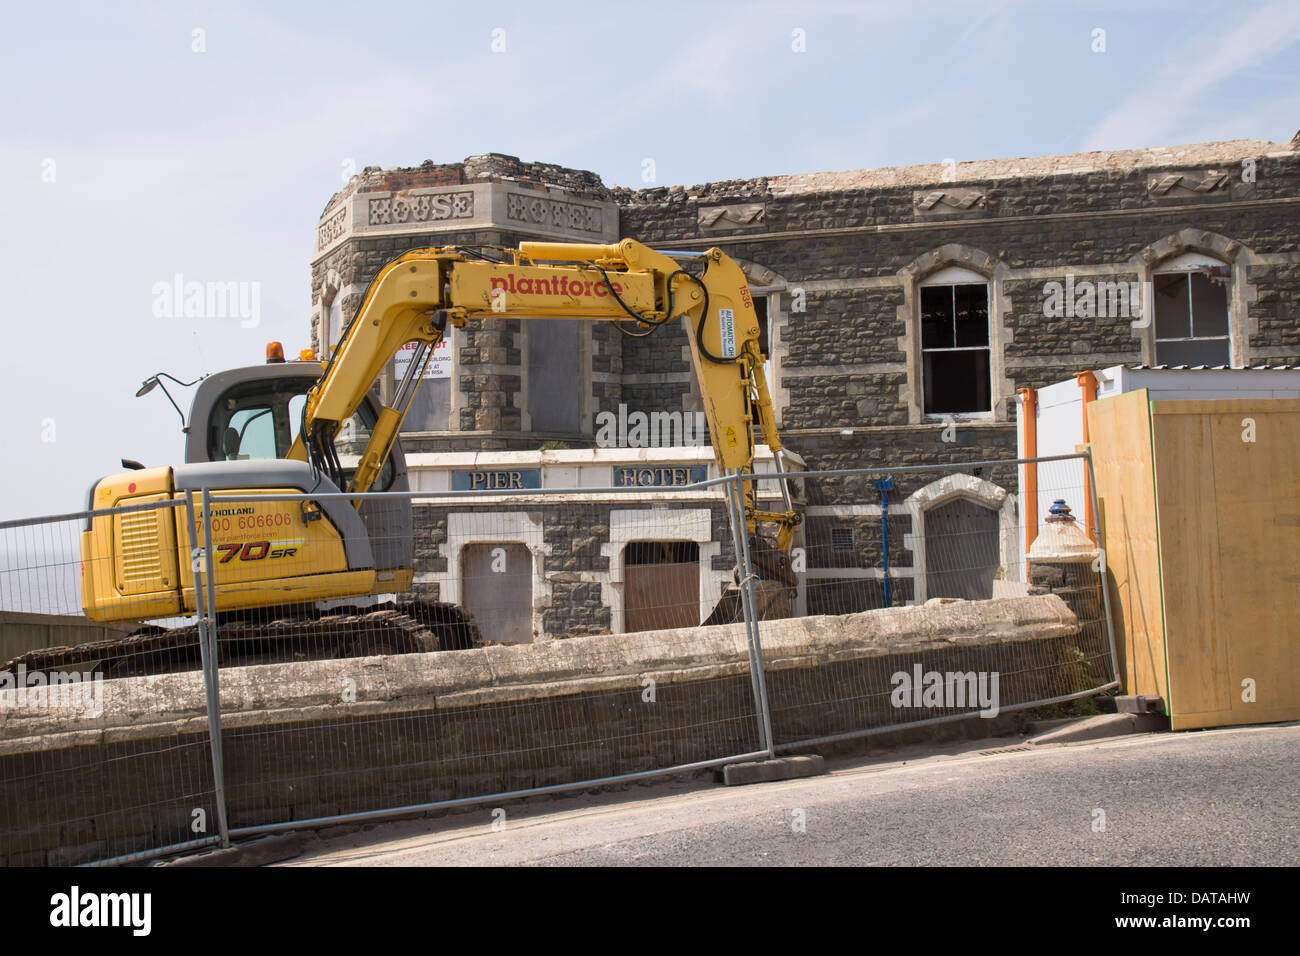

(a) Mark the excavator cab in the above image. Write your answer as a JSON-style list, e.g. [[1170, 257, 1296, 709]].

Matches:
[[183, 361, 413, 582], [79, 360, 415, 624]]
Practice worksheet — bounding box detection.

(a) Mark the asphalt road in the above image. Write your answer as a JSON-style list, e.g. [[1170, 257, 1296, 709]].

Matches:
[[282, 723, 1299, 866]]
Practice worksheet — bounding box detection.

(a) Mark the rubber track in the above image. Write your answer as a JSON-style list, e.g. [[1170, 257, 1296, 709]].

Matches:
[[2, 600, 481, 678]]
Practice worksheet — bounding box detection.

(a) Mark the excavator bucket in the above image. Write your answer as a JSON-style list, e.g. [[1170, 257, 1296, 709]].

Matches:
[[701, 579, 795, 626], [700, 536, 798, 627], [701, 587, 746, 626]]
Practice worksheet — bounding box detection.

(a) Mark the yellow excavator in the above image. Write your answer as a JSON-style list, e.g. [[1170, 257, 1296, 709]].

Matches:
[[38, 239, 799, 673]]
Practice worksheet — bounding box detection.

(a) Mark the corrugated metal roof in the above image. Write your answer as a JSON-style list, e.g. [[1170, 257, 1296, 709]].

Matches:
[[1126, 364, 1298, 371]]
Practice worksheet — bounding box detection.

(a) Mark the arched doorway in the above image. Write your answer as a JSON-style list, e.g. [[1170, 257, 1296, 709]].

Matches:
[[903, 472, 1016, 603], [924, 496, 1000, 599]]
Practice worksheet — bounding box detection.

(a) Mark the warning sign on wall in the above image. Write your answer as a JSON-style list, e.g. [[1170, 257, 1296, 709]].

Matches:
[[394, 337, 451, 380]]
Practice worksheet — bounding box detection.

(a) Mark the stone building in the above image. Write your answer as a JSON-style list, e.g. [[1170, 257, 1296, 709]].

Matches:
[[309, 134, 1300, 640]]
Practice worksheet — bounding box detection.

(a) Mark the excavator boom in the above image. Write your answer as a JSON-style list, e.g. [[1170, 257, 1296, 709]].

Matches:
[[73, 238, 799, 645], [294, 239, 797, 550]]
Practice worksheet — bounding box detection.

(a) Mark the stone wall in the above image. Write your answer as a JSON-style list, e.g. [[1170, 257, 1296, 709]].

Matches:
[[0, 595, 1095, 865], [619, 138, 1300, 435], [307, 137, 1300, 611], [410, 499, 738, 637], [313, 140, 1300, 450]]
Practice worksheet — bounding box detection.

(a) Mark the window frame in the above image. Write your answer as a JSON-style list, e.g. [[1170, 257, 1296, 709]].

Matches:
[[1151, 254, 1232, 367], [918, 268, 994, 420], [752, 294, 772, 361], [206, 380, 396, 490]]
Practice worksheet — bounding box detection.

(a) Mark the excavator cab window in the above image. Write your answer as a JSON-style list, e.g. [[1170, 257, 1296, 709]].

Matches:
[[208, 384, 296, 462], [221, 406, 276, 460], [206, 380, 395, 490]]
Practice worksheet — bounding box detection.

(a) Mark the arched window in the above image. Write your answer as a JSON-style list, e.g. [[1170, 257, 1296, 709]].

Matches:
[[1132, 229, 1255, 368], [902, 473, 1017, 604], [919, 265, 992, 416], [899, 245, 1009, 425], [1152, 252, 1232, 366]]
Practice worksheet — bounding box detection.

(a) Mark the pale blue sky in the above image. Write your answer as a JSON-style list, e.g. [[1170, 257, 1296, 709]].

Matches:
[[2, 0, 1298, 519]]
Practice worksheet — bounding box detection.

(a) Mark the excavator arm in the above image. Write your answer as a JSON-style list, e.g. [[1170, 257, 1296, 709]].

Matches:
[[73, 237, 799, 636], [293, 238, 800, 555]]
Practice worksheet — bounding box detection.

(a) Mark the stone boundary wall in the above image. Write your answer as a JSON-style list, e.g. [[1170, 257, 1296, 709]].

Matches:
[[0, 595, 1094, 865]]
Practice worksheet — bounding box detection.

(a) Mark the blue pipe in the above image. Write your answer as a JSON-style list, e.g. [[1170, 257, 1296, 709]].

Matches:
[[874, 476, 894, 607]]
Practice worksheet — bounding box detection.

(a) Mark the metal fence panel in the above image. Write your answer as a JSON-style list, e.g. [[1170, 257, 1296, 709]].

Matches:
[[0, 454, 1119, 863], [740, 454, 1118, 750], [0, 501, 222, 866], [204, 480, 769, 836]]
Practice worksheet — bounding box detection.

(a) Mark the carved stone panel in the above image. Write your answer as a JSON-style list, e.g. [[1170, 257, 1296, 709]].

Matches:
[[503, 191, 604, 235], [316, 205, 349, 255], [312, 182, 618, 262], [368, 191, 474, 225], [1146, 169, 1253, 202], [697, 203, 766, 232], [912, 187, 988, 218]]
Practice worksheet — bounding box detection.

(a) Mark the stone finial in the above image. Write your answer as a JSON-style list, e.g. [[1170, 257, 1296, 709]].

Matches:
[[1045, 499, 1075, 522], [1029, 498, 1098, 563]]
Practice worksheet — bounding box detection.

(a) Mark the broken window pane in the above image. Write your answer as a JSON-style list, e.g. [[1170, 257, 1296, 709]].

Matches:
[[753, 295, 770, 358], [1154, 273, 1192, 339], [1190, 272, 1229, 338], [953, 284, 990, 346], [1153, 268, 1231, 366], [923, 349, 991, 414], [921, 286, 955, 349]]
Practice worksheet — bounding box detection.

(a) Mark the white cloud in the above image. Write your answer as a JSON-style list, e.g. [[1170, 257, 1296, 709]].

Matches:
[[1086, 1, 1300, 149]]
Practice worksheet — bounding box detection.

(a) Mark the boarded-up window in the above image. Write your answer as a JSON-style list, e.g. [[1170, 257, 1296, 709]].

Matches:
[[624, 541, 699, 632], [462, 543, 533, 644], [399, 377, 450, 433], [528, 320, 581, 433]]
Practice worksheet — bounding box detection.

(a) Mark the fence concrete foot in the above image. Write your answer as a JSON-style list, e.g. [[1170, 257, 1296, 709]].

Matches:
[[1115, 694, 1165, 714], [157, 831, 321, 867], [1027, 712, 1169, 746], [719, 755, 825, 786]]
